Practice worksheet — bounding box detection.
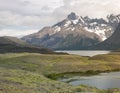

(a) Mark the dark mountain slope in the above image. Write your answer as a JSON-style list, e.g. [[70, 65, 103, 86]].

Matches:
[[91, 23, 120, 50], [0, 36, 55, 54]]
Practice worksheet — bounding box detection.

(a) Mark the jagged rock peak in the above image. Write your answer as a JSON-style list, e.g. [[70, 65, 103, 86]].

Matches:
[[107, 14, 120, 23], [67, 12, 79, 20]]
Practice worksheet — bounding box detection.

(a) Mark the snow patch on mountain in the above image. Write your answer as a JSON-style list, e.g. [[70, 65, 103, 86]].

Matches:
[[72, 19, 79, 24], [64, 21, 71, 27], [54, 26, 61, 34], [71, 27, 75, 31]]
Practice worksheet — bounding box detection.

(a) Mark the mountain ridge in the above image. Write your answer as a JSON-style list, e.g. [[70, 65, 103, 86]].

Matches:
[[0, 36, 55, 54], [22, 12, 120, 50]]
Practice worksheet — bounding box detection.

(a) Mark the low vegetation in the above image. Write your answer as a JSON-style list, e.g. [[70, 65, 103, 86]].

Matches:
[[0, 53, 120, 93]]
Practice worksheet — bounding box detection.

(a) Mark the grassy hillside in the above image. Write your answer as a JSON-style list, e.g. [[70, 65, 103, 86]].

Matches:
[[0, 36, 30, 46], [0, 36, 56, 54], [0, 53, 120, 93]]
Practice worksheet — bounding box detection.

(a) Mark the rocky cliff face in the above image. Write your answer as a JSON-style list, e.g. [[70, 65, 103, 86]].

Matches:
[[22, 12, 120, 50]]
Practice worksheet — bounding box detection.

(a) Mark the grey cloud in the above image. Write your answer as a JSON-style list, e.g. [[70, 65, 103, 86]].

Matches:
[[41, 6, 52, 11], [0, 29, 39, 37], [0, 0, 120, 37], [22, 1, 31, 6], [0, 0, 62, 16], [0, 11, 55, 29], [0, 0, 63, 30], [0, 0, 63, 36], [53, 0, 120, 20]]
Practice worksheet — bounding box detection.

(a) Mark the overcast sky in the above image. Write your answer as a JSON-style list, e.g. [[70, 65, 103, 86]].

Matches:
[[0, 0, 120, 37]]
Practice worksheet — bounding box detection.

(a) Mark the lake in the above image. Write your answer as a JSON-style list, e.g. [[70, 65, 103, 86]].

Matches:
[[56, 50, 111, 57], [59, 72, 120, 89], [56, 50, 120, 89]]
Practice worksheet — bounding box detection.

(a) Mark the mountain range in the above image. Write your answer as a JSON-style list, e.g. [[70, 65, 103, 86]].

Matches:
[[22, 12, 120, 50]]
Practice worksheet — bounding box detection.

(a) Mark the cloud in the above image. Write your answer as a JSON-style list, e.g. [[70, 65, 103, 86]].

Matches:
[[0, 0, 63, 30], [0, 0, 63, 15], [0, 29, 38, 37], [0, 0, 120, 37], [41, 6, 52, 11], [53, 0, 120, 19], [0, 11, 56, 29]]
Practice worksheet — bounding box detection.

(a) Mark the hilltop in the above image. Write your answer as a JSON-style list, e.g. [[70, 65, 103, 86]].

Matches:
[[0, 36, 54, 54]]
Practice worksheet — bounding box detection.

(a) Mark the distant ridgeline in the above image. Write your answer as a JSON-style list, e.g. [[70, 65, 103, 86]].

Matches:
[[0, 36, 55, 54]]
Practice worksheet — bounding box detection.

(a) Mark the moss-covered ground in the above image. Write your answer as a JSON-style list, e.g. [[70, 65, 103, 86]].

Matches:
[[0, 53, 120, 93]]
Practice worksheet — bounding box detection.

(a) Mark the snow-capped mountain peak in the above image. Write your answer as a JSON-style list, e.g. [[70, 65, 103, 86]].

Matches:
[[52, 13, 119, 41], [22, 13, 120, 50]]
